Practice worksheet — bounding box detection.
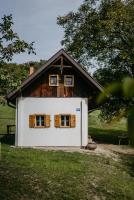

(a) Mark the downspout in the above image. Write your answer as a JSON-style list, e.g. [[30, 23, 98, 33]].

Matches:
[[80, 100, 82, 147], [15, 98, 18, 146]]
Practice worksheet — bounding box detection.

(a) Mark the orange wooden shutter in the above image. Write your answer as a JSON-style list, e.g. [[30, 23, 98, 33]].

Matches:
[[70, 115, 76, 128], [55, 115, 60, 127], [29, 115, 35, 128], [45, 115, 50, 128]]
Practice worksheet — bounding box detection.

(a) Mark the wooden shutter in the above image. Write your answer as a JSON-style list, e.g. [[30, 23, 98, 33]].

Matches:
[[55, 115, 60, 127], [45, 115, 50, 128], [29, 115, 35, 128], [70, 115, 76, 128]]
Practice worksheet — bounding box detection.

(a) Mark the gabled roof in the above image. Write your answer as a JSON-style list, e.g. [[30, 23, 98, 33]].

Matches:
[[7, 49, 103, 103]]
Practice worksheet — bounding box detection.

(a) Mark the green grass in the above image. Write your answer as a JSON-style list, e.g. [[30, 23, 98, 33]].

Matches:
[[0, 144, 134, 200], [89, 110, 128, 144]]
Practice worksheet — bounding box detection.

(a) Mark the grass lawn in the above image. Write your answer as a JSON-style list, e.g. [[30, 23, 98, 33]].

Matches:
[[0, 144, 134, 200]]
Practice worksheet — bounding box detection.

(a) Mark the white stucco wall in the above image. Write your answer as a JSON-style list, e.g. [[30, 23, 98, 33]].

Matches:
[[16, 97, 88, 147]]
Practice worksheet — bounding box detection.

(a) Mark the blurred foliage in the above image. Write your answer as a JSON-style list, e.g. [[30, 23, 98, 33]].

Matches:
[[94, 67, 134, 121], [97, 77, 134, 145]]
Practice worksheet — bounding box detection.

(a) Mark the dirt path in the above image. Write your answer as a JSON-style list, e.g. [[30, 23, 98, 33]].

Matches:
[[33, 144, 134, 160], [99, 144, 134, 155], [13, 144, 134, 161]]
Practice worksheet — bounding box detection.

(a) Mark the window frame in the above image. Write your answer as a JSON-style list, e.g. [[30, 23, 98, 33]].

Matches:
[[49, 74, 59, 86], [60, 114, 71, 128], [64, 75, 74, 87], [34, 114, 46, 128]]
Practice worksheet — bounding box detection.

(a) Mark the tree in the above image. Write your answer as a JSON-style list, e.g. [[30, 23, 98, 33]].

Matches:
[[0, 14, 35, 62], [57, 0, 134, 120], [0, 14, 35, 102]]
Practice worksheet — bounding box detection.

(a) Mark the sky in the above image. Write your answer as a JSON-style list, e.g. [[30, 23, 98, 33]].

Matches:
[[0, 0, 83, 63]]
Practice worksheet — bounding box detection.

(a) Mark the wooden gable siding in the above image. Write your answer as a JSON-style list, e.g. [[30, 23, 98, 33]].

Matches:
[[22, 66, 96, 98]]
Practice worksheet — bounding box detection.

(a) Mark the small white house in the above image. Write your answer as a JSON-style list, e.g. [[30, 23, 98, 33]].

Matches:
[[7, 49, 103, 147]]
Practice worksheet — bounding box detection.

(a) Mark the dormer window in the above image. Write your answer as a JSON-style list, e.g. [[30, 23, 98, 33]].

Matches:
[[64, 75, 74, 87], [49, 75, 59, 86]]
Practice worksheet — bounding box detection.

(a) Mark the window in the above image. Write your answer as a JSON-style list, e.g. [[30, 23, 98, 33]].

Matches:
[[55, 114, 76, 128], [64, 75, 74, 87], [49, 75, 59, 86], [61, 115, 70, 127], [29, 114, 50, 128], [35, 115, 45, 127]]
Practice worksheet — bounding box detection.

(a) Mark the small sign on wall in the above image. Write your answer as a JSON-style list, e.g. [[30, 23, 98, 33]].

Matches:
[[76, 108, 80, 112]]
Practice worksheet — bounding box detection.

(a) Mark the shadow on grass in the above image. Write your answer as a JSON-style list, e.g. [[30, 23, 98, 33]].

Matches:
[[119, 154, 134, 177], [89, 127, 128, 145], [0, 134, 15, 145]]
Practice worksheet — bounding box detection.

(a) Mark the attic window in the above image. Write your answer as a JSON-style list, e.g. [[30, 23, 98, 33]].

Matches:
[[49, 75, 59, 86], [64, 75, 74, 87]]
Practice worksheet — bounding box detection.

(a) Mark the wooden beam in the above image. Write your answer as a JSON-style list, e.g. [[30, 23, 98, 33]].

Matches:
[[51, 65, 61, 67], [51, 65, 72, 68], [61, 56, 63, 68], [62, 65, 72, 68]]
